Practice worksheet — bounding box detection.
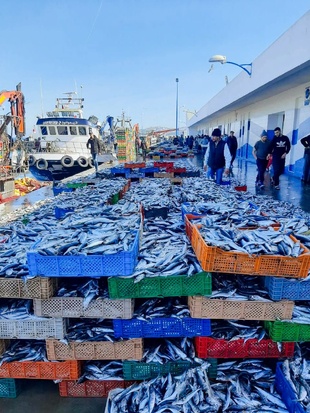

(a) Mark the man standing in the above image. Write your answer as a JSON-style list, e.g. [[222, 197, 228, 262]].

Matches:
[[301, 134, 310, 184], [86, 129, 101, 175], [227, 131, 238, 169], [252, 130, 270, 189], [203, 128, 231, 185], [268, 127, 291, 190], [140, 137, 147, 161]]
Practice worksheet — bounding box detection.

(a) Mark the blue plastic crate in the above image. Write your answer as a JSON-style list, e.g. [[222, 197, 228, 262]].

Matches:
[[139, 167, 159, 174], [0, 379, 21, 398], [113, 317, 211, 338], [265, 277, 310, 301], [27, 230, 140, 277], [275, 362, 306, 413], [128, 173, 145, 179], [54, 206, 75, 219], [181, 203, 204, 221], [110, 167, 130, 177], [52, 186, 74, 196]]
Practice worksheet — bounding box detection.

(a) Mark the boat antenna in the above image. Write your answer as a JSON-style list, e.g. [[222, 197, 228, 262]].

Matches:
[[40, 78, 44, 117]]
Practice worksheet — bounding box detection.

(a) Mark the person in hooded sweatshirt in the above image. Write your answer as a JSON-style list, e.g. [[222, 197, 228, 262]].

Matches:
[[252, 130, 270, 189], [203, 128, 231, 185], [268, 127, 291, 190]]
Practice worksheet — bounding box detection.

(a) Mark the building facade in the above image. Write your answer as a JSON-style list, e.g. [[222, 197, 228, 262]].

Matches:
[[188, 11, 310, 178]]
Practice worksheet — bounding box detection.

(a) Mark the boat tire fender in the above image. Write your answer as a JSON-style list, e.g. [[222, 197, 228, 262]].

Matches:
[[88, 157, 94, 167], [36, 158, 48, 170], [28, 155, 36, 167], [77, 156, 88, 168], [61, 156, 74, 168]]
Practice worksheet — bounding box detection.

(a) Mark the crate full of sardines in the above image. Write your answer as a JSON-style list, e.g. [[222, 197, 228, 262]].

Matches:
[[113, 298, 211, 339], [187, 215, 310, 278], [264, 302, 310, 341], [0, 300, 67, 340], [0, 340, 81, 380], [33, 279, 134, 319], [108, 271, 212, 299], [27, 217, 141, 277], [264, 275, 310, 301], [275, 356, 309, 413]]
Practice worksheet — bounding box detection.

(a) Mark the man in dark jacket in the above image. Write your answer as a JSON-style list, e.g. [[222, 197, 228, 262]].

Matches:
[[227, 131, 238, 168], [203, 128, 231, 185], [86, 129, 101, 174], [252, 130, 270, 189], [268, 127, 291, 190], [301, 134, 310, 184]]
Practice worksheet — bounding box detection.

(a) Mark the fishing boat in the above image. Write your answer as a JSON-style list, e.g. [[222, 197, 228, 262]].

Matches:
[[28, 93, 116, 181]]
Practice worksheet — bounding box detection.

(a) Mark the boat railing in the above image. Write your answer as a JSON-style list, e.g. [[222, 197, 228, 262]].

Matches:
[[34, 140, 87, 155]]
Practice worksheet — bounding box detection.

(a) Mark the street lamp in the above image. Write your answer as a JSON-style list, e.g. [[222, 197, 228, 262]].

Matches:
[[209, 55, 252, 77], [175, 78, 179, 139]]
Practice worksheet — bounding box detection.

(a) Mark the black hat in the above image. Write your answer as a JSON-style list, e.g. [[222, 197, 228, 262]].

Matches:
[[212, 128, 221, 137]]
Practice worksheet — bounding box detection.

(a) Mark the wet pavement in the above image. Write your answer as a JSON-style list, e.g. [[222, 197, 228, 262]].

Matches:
[[192, 155, 310, 214]]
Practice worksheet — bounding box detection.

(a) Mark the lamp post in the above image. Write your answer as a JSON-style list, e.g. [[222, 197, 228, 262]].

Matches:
[[175, 78, 179, 139], [209, 55, 252, 77]]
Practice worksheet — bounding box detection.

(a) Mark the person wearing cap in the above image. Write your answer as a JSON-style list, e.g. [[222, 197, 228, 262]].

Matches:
[[267, 127, 291, 190], [252, 130, 270, 189], [301, 134, 310, 184], [203, 128, 231, 185]]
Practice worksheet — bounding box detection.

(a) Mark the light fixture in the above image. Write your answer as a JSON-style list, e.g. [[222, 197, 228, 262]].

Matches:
[[209, 55, 252, 77]]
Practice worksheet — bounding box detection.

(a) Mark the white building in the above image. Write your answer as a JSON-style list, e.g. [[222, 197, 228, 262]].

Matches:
[[188, 10, 310, 178]]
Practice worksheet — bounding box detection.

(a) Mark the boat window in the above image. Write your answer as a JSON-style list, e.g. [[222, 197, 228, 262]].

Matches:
[[70, 126, 77, 135], [40, 126, 48, 135], [49, 126, 56, 135], [57, 126, 68, 135], [79, 126, 87, 135]]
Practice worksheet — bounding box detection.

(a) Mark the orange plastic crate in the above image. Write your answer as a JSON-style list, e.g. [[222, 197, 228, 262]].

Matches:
[[189, 217, 310, 278], [59, 379, 135, 398], [194, 337, 295, 359], [0, 360, 81, 380], [184, 214, 203, 242]]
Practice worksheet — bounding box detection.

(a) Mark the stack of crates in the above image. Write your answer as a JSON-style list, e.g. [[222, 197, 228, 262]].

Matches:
[[116, 128, 135, 163]]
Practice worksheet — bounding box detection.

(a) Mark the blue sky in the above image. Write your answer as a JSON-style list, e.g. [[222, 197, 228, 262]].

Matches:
[[1, 0, 310, 135]]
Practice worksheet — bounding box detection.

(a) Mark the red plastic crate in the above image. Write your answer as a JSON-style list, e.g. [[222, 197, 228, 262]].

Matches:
[[0, 360, 81, 380], [153, 161, 174, 169], [59, 379, 135, 398], [195, 337, 295, 359], [166, 167, 186, 174]]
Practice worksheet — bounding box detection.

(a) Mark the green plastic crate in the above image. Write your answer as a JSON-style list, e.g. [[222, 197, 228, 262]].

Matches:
[[108, 272, 212, 299], [109, 193, 120, 205], [66, 183, 87, 189], [264, 320, 310, 342], [0, 379, 21, 398], [122, 358, 217, 380]]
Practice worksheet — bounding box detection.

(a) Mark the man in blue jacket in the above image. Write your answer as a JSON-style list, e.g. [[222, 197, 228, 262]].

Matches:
[[203, 128, 231, 185]]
